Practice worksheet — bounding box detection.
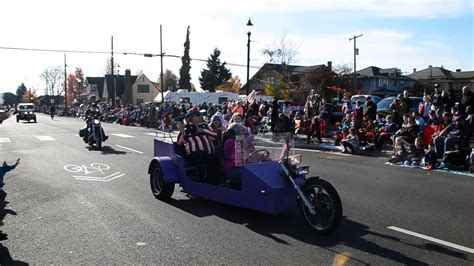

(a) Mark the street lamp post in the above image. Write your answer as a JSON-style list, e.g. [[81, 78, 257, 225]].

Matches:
[[246, 18, 253, 96]]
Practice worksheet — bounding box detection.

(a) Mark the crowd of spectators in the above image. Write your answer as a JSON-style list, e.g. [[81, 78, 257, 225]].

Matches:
[[44, 83, 474, 172]]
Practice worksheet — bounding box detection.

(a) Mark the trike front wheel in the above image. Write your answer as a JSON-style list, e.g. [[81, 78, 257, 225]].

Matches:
[[299, 177, 342, 234], [150, 164, 174, 200]]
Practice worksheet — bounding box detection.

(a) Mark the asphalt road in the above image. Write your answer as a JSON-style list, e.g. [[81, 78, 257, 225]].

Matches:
[[0, 113, 472, 265]]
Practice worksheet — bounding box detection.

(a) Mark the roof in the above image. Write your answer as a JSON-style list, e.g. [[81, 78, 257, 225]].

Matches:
[[104, 74, 138, 98], [451, 71, 474, 79], [407, 66, 454, 79], [86, 77, 105, 97], [241, 63, 330, 92], [355, 66, 404, 77]]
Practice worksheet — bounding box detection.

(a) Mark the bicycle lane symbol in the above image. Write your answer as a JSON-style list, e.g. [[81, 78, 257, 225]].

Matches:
[[63, 163, 124, 182]]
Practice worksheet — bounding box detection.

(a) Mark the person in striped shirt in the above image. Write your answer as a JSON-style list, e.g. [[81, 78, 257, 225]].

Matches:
[[176, 110, 217, 180]]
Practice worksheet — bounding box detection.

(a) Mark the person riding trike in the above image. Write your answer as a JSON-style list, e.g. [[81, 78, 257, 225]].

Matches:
[[148, 132, 343, 234]]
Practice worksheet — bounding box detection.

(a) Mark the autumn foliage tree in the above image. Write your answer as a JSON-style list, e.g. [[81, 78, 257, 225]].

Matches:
[[66, 67, 86, 105], [215, 76, 241, 93], [22, 88, 37, 103]]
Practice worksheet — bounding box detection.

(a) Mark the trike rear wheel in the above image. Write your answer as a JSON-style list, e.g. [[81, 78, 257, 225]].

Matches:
[[150, 164, 174, 200], [299, 177, 342, 234]]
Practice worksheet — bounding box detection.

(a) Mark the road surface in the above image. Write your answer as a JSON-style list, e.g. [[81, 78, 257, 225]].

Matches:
[[0, 114, 472, 264]]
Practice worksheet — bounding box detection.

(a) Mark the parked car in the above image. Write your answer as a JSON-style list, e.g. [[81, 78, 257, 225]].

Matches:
[[16, 103, 37, 123], [377, 96, 423, 117], [351, 95, 382, 105]]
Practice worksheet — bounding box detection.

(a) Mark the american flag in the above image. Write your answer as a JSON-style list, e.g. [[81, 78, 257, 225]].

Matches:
[[246, 90, 257, 103]]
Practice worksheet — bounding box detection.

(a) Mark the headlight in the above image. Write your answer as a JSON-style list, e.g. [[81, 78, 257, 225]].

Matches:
[[289, 154, 302, 165], [93, 119, 100, 125], [296, 165, 310, 176]]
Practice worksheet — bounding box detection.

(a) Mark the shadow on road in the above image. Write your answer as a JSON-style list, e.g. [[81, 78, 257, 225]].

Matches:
[[0, 190, 28, 265], [84, 146, 127, 155], [165, 196, 470, 265]]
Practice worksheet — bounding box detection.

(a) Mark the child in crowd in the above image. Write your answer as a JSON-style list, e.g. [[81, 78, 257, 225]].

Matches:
[[389, 137, 408, 164], [405, 138, 425, 167], [341, 128, 360, 154], [424, 144, 439, 170], [0, 159, 20, 190]]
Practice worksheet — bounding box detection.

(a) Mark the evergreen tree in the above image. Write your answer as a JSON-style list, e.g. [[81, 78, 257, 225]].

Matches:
[[178, 26, 192, 91], [199, 48, 232, 92], [16, 83, 27, 102]]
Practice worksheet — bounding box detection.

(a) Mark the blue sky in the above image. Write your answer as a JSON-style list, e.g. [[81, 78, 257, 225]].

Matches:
[[0, 0, 472, 94]]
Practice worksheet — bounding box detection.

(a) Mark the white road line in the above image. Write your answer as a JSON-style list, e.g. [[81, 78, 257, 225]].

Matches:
[[387, 226, 474, 254], [0, 137, 11, 143], [144, 132, 157, 136], [115, 145, 144, 154], [36, 136, 56, 141], [112, 133, 135, 138]]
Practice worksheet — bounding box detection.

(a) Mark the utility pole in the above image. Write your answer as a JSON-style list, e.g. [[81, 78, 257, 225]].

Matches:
[[160, 25, 164, 103], [64, 54, 67, 110], [349, 34, 363, 93], [111, 36, 115, 107]]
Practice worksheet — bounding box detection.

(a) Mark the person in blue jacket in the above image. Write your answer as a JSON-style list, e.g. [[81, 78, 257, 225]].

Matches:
[[0, 159, 20, 189]]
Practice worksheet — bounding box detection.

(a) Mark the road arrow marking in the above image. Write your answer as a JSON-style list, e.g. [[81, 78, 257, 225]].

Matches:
[[0, 137, 11, 143]]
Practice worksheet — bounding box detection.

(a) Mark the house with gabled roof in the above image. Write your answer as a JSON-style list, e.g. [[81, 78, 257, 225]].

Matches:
[[353, 66, 413, 95], [241, 61, 333, 96], [86, 69, 159, 105], [408, 66, 474, 91]]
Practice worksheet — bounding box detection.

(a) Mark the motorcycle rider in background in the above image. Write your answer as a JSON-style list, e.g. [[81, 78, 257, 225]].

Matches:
[[83, 103, 108, 143]]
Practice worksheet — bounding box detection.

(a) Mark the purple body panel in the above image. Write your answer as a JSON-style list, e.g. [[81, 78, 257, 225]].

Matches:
[[151, 139, 298, 214]]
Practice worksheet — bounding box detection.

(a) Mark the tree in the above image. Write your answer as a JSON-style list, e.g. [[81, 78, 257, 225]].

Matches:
[[40, 66, 64, 95], [216, 76, 241, 93], [104, 57, 120, 75], [66, 67, 86, 105], [22, 88, 37, 103], [275, 77, 289, 100], [264, 83, 274, 96], [199, 48, 232, 92], [16, 83, 27, 102], [135, 69, 144, 76], [2, 92, 19, 106], [262, 33, 300, 66], [164, 69, 178, 92], [262, 33, 300, 99], [178, 26, 192, 91], [297, 67, 337, 101]]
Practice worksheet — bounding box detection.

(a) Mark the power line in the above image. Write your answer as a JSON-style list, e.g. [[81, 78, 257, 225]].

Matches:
[[0, 46, 262, 69]]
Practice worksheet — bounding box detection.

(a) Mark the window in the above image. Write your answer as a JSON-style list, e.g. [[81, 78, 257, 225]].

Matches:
[[378, 78, 388, 87], [137, 84, 150, 93], [394, 80, 398, 86], [400, 80, 405, 85], [136, 99, 144, 105], [91, 84, 97, 92], [218, 97, 228, 104], [267, 76, 275, 84], [179, 97, 190, 103]]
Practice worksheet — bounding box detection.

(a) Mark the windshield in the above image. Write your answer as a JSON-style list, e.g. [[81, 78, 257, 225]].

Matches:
[[19, 105, 34, 110], [377, 97, 395, 110]]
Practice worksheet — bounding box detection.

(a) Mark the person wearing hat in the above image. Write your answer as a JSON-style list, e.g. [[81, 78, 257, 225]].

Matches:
[[177, 110, 217, 180]]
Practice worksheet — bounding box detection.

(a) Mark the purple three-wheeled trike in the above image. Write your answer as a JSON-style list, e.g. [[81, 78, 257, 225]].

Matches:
[[148, 135, 342, 234]]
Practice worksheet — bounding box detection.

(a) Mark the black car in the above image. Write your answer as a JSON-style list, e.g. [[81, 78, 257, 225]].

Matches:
[[16, 103, 37, 123]]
